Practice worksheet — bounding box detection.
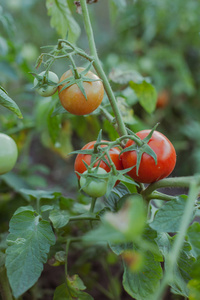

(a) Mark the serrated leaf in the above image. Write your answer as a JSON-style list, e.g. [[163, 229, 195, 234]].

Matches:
[[46, 0, 80, 42], [150, 195, 196, 233], [49, 209, 70, 229], [130, 80, 157, 114], [123, 250, 163, 300], [156, 233, 195, 297], [187, 222, 200, 258], [53, 275, 94, 300], [0, 86, 23, 118], [5, 211, 55, 298]]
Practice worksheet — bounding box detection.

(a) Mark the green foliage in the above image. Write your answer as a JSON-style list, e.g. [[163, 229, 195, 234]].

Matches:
[[46, 0, 81, 42], [0, 86, 23, 118], [53, 275, 94, 300], [5, 208, 55, 298], [0, 0, 200, 300], [150, 195, 197, 233]]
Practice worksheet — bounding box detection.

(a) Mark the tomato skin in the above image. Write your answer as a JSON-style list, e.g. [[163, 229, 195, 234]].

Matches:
[[74, 141, 123, 184], [34, 71, 59, 97], [121, 130, 176, 183], [0, 133, 18, 175], [58, 67, 104, 115], [80, 167, 108, 198]]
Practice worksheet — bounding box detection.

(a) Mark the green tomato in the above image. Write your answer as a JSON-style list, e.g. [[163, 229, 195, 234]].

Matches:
[[34, 71, 59, 97], [0, 133, 18, 175], [80, 167, 108, 198]]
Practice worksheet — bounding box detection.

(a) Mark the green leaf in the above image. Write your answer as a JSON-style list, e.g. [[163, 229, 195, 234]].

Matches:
[[51, 101, 69, 117], [19, 188, 60, 201], [49, 209, 70, 229], [53, 275, 94, 300], [46, 0, 80, 43], [150, 195, 196, 233], [130, 80, 157, 114], [84, 195, 146, 244], [5, 210, 55, 298], [187, 222, 200, 258], [156, 233, 195, 297], [123, 250, 163, 300], [0, 86, 23, 118]]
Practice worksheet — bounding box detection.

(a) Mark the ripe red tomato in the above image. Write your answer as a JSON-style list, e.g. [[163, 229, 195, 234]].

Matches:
[[156, 90, 169, 109], [58, 67, 104, 115], [74, 141, 123, 184], [121, 130, 176, 183]]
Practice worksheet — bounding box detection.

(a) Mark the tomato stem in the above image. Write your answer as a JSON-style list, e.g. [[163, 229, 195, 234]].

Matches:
[[90, 197, 97, 213], [80, 0, 127, 137], [0, 266, 13, 300], [151, 180, 200, 300], [141, 175, 200, 198]]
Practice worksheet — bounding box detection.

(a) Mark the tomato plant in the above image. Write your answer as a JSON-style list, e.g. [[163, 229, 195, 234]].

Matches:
[[58, 67, 104, 115], [1, 1, 200, 300], [0, 133, 18, 175], [34, 71, 59, 97], [74, 140, 123, 183], [121, 130, 176, 183], [80, 167, 108, 197]]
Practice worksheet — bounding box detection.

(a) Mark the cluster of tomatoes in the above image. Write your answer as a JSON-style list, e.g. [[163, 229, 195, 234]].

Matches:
[[33, 68, 177, 198], [74, 130, 176, 198]]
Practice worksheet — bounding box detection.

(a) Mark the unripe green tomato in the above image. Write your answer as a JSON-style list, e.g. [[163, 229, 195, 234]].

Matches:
[[34, 71, 59, 97], [80, 167, 108, 198], [0, 133, 18, 175]]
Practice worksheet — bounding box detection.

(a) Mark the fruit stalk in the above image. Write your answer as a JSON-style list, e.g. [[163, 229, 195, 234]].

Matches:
[[80, 0, 127, 137]]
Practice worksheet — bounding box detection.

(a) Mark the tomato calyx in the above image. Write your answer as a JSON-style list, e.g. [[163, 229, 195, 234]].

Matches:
[[58, 63, 102, 101], [120, 125, 158, 176]]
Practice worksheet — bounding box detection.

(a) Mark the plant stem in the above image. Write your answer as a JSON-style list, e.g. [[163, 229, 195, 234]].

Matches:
[[65, 239, 71, 276], [146, 191, 177, 202], [142, 176, 200, 198], [151, 180, 200, 300], [69, 215, 99, 222], [0, 267, 13, 300], [80, 0, 127, 137], [90, 197, 97, 213]]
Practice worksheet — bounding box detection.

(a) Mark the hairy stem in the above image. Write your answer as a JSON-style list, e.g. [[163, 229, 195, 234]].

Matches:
[[142, 176, 200, 198], [0, 267, 13, 300], [80, 0, 127, 137]]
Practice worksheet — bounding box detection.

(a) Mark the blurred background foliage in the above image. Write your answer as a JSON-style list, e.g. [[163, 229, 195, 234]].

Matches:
[[0, 1, 200, 299], [0, 0, 200, 216]]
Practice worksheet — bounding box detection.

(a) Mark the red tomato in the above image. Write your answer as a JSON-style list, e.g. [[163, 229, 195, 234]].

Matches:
[[121, 130, 176, 183], [156, 90, 170, 109], [74, 141, 123, 184]]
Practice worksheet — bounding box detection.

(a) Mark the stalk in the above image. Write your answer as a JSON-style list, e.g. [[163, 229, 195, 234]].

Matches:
[[151, 180, 200, 300], [0, 267, 13, 300], [80, 0, 127, 137]]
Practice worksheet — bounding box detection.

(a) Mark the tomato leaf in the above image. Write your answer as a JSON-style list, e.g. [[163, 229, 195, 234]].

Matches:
[[123, 250, 163, 300], [53, 275, 94, 300], [0, 86, 23, 119], [150, 196, 197, 233], [186, 222, 200, 258], [46, 0, 80, 43], [5, 210, 55, 298], [49, 209, 70, 229], [130, 80, 157, 114], [156, 233, 195, 297]]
